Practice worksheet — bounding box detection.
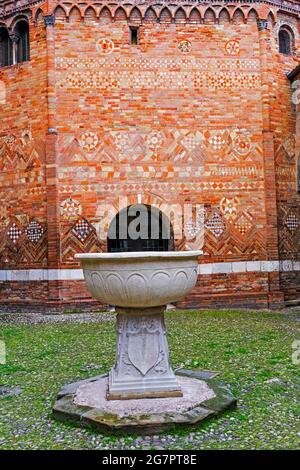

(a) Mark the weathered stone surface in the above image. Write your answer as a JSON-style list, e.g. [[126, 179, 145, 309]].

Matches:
[[0, 386, 22, 398], [176, 369, 220, 380], [52, 370, 237, 434]]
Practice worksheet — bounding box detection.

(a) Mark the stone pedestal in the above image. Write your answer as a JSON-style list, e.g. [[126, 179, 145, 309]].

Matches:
[[107, 307, 182, 400]]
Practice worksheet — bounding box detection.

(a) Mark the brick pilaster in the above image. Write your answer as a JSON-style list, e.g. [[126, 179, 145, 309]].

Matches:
[[44, 14, 61, 301], [257, 19, 284, 307]]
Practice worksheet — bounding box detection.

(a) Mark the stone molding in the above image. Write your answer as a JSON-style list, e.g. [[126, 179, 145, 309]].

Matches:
[[0, 259, 300, 281]]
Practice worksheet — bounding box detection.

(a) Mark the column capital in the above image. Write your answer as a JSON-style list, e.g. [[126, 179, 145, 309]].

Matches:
[[9, 33, 20, 43], [44, 15, 56, 27], [257, 19, 269, 32]]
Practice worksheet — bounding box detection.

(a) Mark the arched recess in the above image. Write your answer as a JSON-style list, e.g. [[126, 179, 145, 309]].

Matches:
[[144, 7, 157, 23], [0, 27, 12, 67], [189, 8, 201, 23], [107, 204, 174, 253], [247, 9, 259, 23], [14, 20, 30, 63], [99, 6, 112, 24], [232, 8, 245, 25], [204, 8, 216, 25], [174, 8, 186, 23], [84, 6, 97, 22], [267, 11, 276, 28], [160, 7, 172, 23], [68, 6, 82, 22], [129, 7, 142, 23], [54, 6, 67, 21], [219, 8, 230, 24], [35, 8, 44, 23], [114, 7, 127, 22]]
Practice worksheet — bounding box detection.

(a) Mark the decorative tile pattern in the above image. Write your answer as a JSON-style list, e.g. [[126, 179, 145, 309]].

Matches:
[[178, 40, 192, 54], [235, 212, 253, 235], [79, 132, 99, 152], [232, 132, 252, 156], [25, 221, 44, 243], [60, 198, 82, 221], [71, 219, 92, 242], [220, 197, 239, 222], [225, 40, 240, 56], [285, 212, 299, 233], [96, 38, 115, 55], [7, 223, 22, 244], [205, 212, 225, 238]]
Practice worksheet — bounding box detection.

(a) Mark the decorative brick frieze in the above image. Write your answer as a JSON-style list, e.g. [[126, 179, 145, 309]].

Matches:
[[0, 0, 299, 310]]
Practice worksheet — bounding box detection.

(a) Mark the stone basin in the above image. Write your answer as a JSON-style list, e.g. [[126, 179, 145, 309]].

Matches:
[[53, 249, 237, 432], [75, 251, 201, 400], [75, 251, 201, 308]]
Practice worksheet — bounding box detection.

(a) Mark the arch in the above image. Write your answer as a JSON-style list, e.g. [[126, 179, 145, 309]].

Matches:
[[129, 7, 142, 23], [204, 8, 216, 25], [35, 8, 44, 23], [107, 204, 174, 253], [14, 20, 30, 64], [267, 11, 276, 28], [232, 8, 245, 25], [10, 14, 30, 30], [144, 7, 157, 23], [54, 6, 67, 21], [0, 27, 12, 67], [84, 6, 97, 22], [99, 6, 112, 23], [114, 7, 127, 22], [68, 6, 82, 22], [174, 7, 186, 23], [160, 7, 172, 23], [279, 25, 294, 55], [219, 8, 230, 24], [247, 8, 258, 23], [189, 8, 201, 23]]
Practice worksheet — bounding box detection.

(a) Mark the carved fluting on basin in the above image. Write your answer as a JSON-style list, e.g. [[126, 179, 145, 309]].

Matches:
[[76, 251, 201, 399], [76, 252, 200, 308]]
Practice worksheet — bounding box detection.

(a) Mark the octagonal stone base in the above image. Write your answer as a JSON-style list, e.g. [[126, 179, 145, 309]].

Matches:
[[52, 370, 237, 434]]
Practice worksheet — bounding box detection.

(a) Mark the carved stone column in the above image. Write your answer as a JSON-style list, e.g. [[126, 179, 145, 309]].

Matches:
[[9, 33, 19, 65], [107, 307, 182, 400]]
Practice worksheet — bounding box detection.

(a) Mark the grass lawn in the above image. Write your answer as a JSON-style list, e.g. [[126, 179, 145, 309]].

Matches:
[[0, 309, 299, 450]]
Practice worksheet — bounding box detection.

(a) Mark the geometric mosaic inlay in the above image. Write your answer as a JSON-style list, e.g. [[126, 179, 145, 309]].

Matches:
[[205, 212, 225, 238], [285, 212, 299, 233], [25, 221, 44, 243], [71, 219, 92, 242], [7, 223, 22, 244]]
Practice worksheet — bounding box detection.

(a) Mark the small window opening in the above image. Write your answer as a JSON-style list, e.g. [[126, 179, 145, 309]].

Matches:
[[15, 21, 30, 63], [0, 28, 12, 67], [279, 27, 293, 56], [130, 27, 138, 46]]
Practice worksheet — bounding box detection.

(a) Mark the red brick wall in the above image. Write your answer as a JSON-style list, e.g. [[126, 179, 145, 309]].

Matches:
[[0, 1, 299, 310], [0, 13, 48, 278]]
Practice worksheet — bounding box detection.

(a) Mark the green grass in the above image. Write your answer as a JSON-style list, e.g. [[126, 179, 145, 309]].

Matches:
[[0, 310, 299, 450]]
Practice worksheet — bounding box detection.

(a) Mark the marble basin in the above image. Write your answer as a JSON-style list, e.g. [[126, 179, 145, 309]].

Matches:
[[76, 251, 201, 400], [75, 251, 201, 308]]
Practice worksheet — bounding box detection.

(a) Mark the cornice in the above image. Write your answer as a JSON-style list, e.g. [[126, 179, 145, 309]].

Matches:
[[0, 1, 299, 20]]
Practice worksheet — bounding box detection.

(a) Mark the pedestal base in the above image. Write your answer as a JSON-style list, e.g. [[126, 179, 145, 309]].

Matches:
[[52, 370, 237, 435], [108, 307, 182, 400]]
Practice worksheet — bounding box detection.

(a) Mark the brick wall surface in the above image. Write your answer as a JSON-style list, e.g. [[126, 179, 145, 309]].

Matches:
[[0, 1, 299, 311]]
